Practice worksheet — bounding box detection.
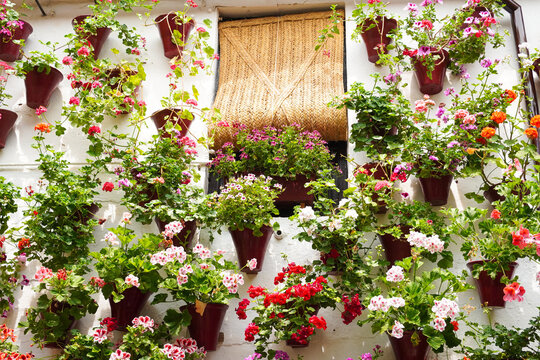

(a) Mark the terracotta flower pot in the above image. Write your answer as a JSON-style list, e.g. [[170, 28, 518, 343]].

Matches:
[[109, 287, 151, 331], [413, 49, 449, 95], [388, 330, 429, 360], [24, 66, 64, 109], [467, 260, 518, 307], [72, 15, 112, 59], [0, 20, 33, 62], [229, 225, 273, 273], [359, 16, 398, 63], [155, 217, 197, 249], [378, 226, 412, 264], [0, 109, 17, 149], [419, 174, 453, 206], [184, 303, 228, 351], [155, 14, 195, 59], [151, 108, 193, 138]]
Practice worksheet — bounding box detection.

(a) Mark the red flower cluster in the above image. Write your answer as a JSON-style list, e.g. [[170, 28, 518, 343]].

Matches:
[[17, 238, 30, 251], [263, 292, 288, 308], [90, 276, 105, 288], [503, 282, 525, 302], [290, 325, 314, 345], [247, 285, 266, 298], [100, 317, 118, 332], [341, 293, 363, 325], [0, 324, 15, 343], [403, 48, 418, 57], [235, 299, 250, 320], [102, 182, 114, 192], [285, 276, 327, 301], [245, 323, 259, 341], [56, 269, 67, 281], [308, 315, 327, 330], [88, 125, 101, 136], [274, 263, 306, 285]]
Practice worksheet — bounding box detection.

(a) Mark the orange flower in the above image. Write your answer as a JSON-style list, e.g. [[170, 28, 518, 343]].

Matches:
[[480, 127, 496, 139], [490, 111, 506, 124], [17, 238, 30, 250], [502, 89, 517, 103], [525, 127, 538, 139], [34, 122, 51, 133], [531, 115, 540, 127]]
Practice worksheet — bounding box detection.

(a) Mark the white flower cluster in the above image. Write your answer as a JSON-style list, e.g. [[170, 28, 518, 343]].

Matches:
[[193, 243, 211, 259], [161, 343, 186, 360], [150, 246, 187, 266], [103, 231, 119, 246], [132, 316, 155, 333], [222, 272, 244, 294], [431, 298, 460, 332], [368, 295, 405, 312], [298, 206, 316, 223], [391, 320, 404, 339], [386, 266, 405, 282], [176, 264, 194, 285], [407, 231, 445, 253], [124, 274, 140, 288], [163, 221, 184, 239]]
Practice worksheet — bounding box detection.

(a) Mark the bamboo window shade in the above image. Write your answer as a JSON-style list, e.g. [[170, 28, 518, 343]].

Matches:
[[210, 10, 347, 148]]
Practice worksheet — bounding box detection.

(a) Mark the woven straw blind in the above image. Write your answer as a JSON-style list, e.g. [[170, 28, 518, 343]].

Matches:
[[211, 10, 346, 148]]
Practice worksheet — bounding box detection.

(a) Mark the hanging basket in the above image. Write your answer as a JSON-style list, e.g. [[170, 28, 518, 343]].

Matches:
[[413, 49, 449, 95], [183, 302, 228, 351], [378, 226, 412, 264], [109, 287, 151, 331], [467, 260, 518, 308], [151, 108, 193, 138], [388, 330, 429, 360], [419, 174, 453, 206]]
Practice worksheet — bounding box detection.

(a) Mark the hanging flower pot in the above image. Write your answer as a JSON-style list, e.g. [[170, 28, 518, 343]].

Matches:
[[41, 300, 76, 349], [109, 286, 151, 331], [229, 225, 273, 273], [151, 108, 193, 138], [183, 302, 228, 351], [359, 16, 398, 63], [388, 330, 429, 360], [72, 15, 112, 60], [0, 109, 17, 149], [418, 174, 453, 206], [155, 218, 197, 249], [24, 66, 64, 109], [155, 14, 195, 59], [286, 338, 311, 348], [273, 175, 315, 207], [104, 68, 140, 115], [413, 49, 449, 95], [483, 184, 504, 204], [363, 162, 392, 214], [378, 226, 412, 264], [0, 20, 33, 62], [467, 261, 518, 307]]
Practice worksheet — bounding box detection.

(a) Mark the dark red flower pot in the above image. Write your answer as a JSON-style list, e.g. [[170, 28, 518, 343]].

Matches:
[[151, 108, 193, 138], [286, 338, 311, 348], [413, 49, 449, 95], [0, 20, 33, 62], [467, 261, 518, 308], [24, 66, 64, 109], [419, 174, 453, 206], [388, 330, 429, 360], [483, 185, 504, 204], [109, 287, 151, 331], [378, 226, 412, 264], [0, 109, 17, 149], [229, 225, 273, 273], [359, 16, 398, 63], [244, 173, 315, 207], [155, 14, 195, 59], [155, 217, 197, 249], [72, 15, 112, 60], [184, 303, 228, 351]]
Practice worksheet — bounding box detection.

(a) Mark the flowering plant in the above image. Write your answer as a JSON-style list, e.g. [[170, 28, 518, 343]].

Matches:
[[0, 237, 26, 318], [19, 266, 98, 348], [461, 306, 540, 359], [0, 0, 25, 41], [211, 174, 281, 234], [15, 126, 99, 271], [236, 263, 339, 359], [209, 124, 334, 180], [331, 77, 412, 160], [156, 243, 243, 305], [15, 47, 61, 75], [0, 61, 15, 107], [401, 95, 466, 178], [0, 176, 18, 235], [361, 254, 470, 353], [444, 176, 540, 296], [0, 324, 33, 359], [351, 0, 395, 37], [60, 317, 207, 360], [90, 222, 163, 302]]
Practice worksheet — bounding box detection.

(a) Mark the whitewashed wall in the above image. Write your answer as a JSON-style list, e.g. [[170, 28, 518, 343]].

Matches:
[[2, 0, 540, 359]]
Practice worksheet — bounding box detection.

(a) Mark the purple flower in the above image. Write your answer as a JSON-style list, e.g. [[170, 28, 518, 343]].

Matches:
[[405, 3, 418, 15], [118, 178, 132, 187], [479, 11, 490, 18], [275, 351, 290, 360], [444, 87, 455, 96], [418, 46, 431, 56], [18, 253, 27, 263], [429, 155, 439, 161], [435, 107, 445, 118], [459, 65, 470, 79], [447, 141, 459, 148], [464, 17, 474, 24], [463, 27, 475, 37], [401, 192, 409, 198], [361, 354, 373, 360], [20, 275, 29, 286], [245, 354, 262, 360], [384, 71, 402, 84], [480, 58, 492, 68]]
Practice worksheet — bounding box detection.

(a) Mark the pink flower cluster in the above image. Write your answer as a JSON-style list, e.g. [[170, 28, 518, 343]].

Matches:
[[125, 274, 140, 288], [103, 231, 119, 246], [34, 267, 53, 282], [132, 316, 155, 333], [92, 328, 108, 343], [163, 221, 184, 239], [193, 243, 212, 259], [222, 272, 244, 294], [511, 225, 540, 255], [176, 264, 194, 285], [431, 298, 459, 331], [367, 295, 405, 312], [161, 344, 186, 360], [110, 349, 131, 360], [386, 266, 405, 282], [503, 282, 526, 302], [150, 246, 187, 266], [407, 231, 445, 253]]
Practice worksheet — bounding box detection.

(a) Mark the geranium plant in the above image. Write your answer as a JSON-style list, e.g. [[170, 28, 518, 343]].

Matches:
[[209, 124, 334, 180], [0, 324, 33, 359], [211, 174, 281, 235], [19, 266, 98, 348], [361, 253, 470, 353], [15, 47, 61, 75], [0, 61, 15, 108], [236, 263, 339, 359], [0, 176, 18, 235]]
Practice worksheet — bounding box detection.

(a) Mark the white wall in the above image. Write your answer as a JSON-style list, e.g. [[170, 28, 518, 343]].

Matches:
[[2, 0, 540, 359]]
